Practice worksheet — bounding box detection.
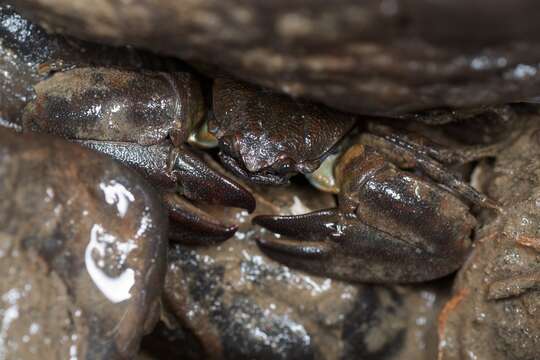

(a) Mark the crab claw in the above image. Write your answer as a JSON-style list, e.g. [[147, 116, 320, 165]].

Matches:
[[164, 193, 238, 245], [253, 206, 472, 283], [172, 146, 256, 213]]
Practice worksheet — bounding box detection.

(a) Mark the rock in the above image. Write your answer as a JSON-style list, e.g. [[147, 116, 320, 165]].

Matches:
[[0, 128, 168, 359], [439, 117, 540, 360], [6, 0, 540, 115]]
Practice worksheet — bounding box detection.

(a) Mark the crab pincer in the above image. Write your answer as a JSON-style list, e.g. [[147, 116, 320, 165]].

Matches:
[[254, 130, 500, 283]]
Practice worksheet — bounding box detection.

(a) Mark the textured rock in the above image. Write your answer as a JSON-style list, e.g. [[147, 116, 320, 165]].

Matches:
[[6, 0, 540, 115], [0, 129, 168, 359], [439, 117, 540, 360]]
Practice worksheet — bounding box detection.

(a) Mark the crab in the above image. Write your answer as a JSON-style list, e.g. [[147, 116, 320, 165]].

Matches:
[[21, 67, 256, 245], [20, 62, 500, 283], [218, 121, 499, 283]]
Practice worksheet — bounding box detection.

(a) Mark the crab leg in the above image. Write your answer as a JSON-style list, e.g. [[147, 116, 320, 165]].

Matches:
[[369, 123, 505, 164], [360, 132, 501, 210]]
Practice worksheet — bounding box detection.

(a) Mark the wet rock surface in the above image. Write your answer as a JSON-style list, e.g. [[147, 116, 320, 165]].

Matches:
[[141, 184, 448, 360], [6, 0, 540, 115], [439, 117, 540, 359], [0, 128, 168, 359]]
